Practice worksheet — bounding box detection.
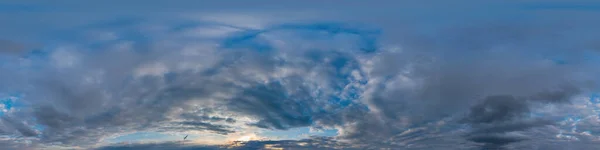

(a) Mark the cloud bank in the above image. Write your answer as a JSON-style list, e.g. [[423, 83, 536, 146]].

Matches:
[[2, 1, 600, 149]]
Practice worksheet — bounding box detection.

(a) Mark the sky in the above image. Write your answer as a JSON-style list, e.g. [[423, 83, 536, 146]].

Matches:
[[1, 0, 600, 149]]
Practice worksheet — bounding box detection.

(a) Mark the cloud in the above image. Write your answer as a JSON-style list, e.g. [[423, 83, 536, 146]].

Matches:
[[167, 121, 234, 135], [95, 142, 221, 150], [0, 40, 27, 54], [0, 116, 39, 137], [459, 86, 585, 146], [0, 17, 380, 148], [463, 95, 530, 124], [2, 1, 600, 149], [95, 137, 358, 150]]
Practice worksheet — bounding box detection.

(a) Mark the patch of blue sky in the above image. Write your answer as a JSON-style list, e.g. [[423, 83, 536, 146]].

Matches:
[[259, 127, 338, 140], [583, 50, 600, 64], [328, 96, 352, 108], [0, 99, 12, 116], [23, 46, 51, 58], [276, 23, 380, 53], [312, 128, 338, 137], [79, 17, 144, 30], [14, 46, 57, 71], [542, 47, 600, 66], [529, 112, 545, 118], [33, 124, 46, 135], [220, 30, 272, 52], [0, 57, 18, 70], [521, 2, 600, 11], [551, 58, 567, 65], [0, 3, 52, 13], [590, 93, 600, 103], [107, 132, 180, 144], [22, 18, 155, 55], [220, 22, 379, 53], [169, 20, 255, 33], [106, 131, 225, 144], [0, 93, 22, 116]]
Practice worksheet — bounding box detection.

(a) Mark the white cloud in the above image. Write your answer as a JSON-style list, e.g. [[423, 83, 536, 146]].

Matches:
[[50, 47, 81, 68], [134, 62, 169, 77]]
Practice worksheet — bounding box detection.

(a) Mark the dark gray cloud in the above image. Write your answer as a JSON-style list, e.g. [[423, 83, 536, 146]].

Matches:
[[0, 138, 38, 150], [228, 83, 315, 130], [467, 134, 526, 148], [530, 85, 583, 103], [464, 120, 552, 147], [463, 95, 530, 124], [469, 119, 553, 135], [179, 113, 236, 123], [460, 86, 586, 146], [0, 116, 38, 137]]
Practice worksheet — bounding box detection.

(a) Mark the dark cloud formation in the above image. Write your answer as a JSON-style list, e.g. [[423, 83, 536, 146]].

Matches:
[[0, 116, 38, 137], [229, 83, 314, 130], [461, 86, 584, 146], [464, 95, 530, 124]]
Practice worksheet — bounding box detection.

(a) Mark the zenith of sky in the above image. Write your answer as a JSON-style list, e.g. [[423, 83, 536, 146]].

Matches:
[[1, 0, 600, 150]]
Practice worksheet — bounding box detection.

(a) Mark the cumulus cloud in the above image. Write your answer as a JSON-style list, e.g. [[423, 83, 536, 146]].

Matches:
[[1, 18, 380, 148]]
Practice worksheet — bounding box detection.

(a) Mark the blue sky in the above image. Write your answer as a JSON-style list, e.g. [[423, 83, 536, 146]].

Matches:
[[2, 0, 600, 149]]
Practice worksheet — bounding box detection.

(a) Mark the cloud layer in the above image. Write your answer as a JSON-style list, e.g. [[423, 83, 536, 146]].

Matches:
[[2, 1, 600, 149]]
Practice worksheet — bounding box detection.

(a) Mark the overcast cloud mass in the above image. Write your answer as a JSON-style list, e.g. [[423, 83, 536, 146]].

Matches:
[[2, 0, 600, 149]]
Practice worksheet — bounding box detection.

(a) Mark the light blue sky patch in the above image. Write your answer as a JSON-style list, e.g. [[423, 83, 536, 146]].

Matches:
[[259, 127, 338, 140]]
